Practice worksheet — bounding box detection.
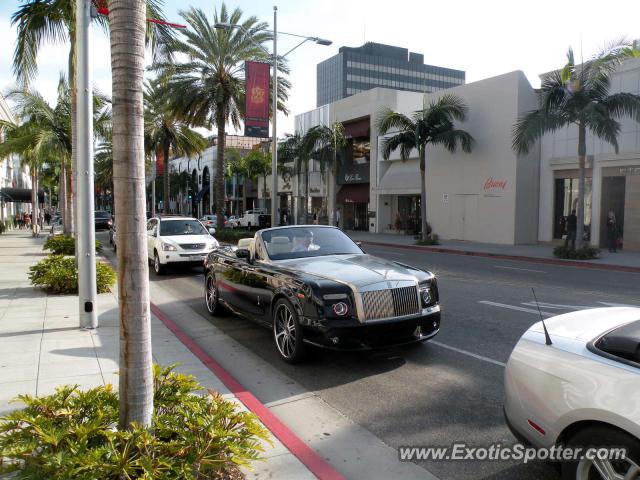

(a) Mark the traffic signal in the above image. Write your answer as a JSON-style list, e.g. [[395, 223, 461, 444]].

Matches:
[[187, 188, 192, 200]]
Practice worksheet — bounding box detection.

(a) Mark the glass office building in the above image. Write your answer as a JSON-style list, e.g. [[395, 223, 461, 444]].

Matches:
[[316, 42, 465, 107]]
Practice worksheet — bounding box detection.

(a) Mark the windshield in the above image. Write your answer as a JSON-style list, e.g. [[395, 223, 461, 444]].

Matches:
[[161, 219, 208, 236], [261, 227, 363, 260]]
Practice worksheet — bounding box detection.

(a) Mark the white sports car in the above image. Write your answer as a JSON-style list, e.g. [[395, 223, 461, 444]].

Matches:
[[504, 307, 640, 480]]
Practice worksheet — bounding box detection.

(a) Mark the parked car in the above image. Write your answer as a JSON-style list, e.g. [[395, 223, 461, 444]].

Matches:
[[200, 215, 218, 228], [504, 307, 640, 479], [203, 225, 440, 363], [237, 209, 268, 229], [225, 215, 240, 229], [94, 210, 113, 230], [109, 223, 117, 252], [147, 216, 218, 275]]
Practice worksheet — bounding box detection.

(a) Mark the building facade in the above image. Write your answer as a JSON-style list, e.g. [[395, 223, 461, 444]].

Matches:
[[316, 42, 466, 107], [538, 57, 640, 251], [296, 70, 541, 244], [0, 93, 31, 223]]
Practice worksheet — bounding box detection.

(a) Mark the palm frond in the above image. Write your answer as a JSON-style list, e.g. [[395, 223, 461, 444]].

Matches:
[[376, 108, 414, 135], [512, 109, 569, 155]]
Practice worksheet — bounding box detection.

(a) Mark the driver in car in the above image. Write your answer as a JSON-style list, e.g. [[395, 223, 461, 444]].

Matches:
[[291, 230, 316, 252]]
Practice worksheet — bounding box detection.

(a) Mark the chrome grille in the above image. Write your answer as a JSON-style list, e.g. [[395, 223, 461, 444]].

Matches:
[[361, 286, 419, 321], [179, 243, 205, 250]]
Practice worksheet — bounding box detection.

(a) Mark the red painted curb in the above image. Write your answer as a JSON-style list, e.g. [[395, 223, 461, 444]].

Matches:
[[150, 303, 345, 480], [361, 241, 640, 273]]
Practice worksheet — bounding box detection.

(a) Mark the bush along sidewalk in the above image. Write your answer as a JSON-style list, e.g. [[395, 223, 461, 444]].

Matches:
[[553, 244, 600, 260], [29, 254, 116, 293], [0, 365, 270, 479], [44, 234, 102, 255], [214, 229, 255, 245]]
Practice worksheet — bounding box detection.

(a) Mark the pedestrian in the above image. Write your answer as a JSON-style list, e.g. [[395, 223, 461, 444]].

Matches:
[[313, 211, 318, 225], [25, 213, 31, 230], [606, 209, 618, 253], [44, 211, 51, 225], [564, 209, 577, 250], [335, 208, 341, 228]]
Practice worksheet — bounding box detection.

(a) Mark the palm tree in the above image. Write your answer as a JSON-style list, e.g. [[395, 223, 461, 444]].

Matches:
[[154, 4, 291, 229], [513, 41, 640, 249], [305, 123, 346, 225], [144, 80, 207, 215], [108, 0, 152, 429], [279, 132, 313, 223], [241, 148, 271, 210], [377, 94, 474, 241], [11, 0, 174, 235]]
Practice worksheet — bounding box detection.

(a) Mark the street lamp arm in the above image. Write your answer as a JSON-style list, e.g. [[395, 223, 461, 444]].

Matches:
[[282, 38, 313, 59]]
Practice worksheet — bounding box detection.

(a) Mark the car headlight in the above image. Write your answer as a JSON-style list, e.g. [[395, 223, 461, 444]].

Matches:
[[419, 286, 432, 307], [206, 242, 217, 250], [162, 242, 177, 251]]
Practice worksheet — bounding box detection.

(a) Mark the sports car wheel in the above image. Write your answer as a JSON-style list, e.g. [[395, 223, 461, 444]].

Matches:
[[154, 251, 165, 275], [204, 273, 224, 316], [562, 426, 640, 480], [273, 299, 307, 364]]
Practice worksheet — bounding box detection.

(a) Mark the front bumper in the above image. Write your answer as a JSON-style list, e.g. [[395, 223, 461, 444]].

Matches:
[[302, 306, 441, 350], [160, 250, 213, 265]]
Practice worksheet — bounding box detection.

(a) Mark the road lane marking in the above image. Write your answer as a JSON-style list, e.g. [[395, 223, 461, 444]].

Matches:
[[521, 302, 591, 310], [429, 341, 506, 367], [495, 266, 546, 273], [599, 302, 640, 308], [479, 301, 554, 317]]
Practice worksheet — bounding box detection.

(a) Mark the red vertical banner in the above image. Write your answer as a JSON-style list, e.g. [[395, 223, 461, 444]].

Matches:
[[245, 61, 270, 138], [156, 149, 165, 177]]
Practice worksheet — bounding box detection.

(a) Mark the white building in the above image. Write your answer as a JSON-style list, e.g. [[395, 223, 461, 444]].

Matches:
[[0, 93, 32, 224], [295, 70, 540, 244], [538, 57, 640, 250]]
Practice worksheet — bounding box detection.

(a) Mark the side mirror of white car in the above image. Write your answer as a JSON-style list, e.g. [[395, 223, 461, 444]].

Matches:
[[208, 227, 216, 235]]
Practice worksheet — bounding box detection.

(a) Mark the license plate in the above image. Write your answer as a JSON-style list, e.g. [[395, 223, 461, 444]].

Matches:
[[191, 255, 205, 261]]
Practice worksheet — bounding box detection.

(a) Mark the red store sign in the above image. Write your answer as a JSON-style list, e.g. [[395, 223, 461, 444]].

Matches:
[[483, 177, 507, 191]]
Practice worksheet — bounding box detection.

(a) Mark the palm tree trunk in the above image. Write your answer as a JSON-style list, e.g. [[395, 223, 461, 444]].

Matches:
[[215, 108, 226, 230], [65, 167, 73, 234], [305, 161, 309, 222], [109, 0, 153, 430], [31, 167, 38, 236], [420, 148, 428, 242], [330, 160, 338, 226], [69, 30, 77, 237], [576, 124, 586, 250], [163, 145, 170, 214], [60, 163, 69, 233]]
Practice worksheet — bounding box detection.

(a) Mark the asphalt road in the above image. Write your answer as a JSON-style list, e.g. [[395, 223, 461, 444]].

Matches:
[[99, 232, 640, 480]]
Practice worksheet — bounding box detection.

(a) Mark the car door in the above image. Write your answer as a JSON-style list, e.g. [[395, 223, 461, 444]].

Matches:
[[146, 219, 158, 259]]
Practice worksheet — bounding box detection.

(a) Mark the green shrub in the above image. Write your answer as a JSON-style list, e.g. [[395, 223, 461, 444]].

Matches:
[[553, 244, 600, 260], [0, 365, 269, 479], [415, 234, 440, 246], [0, 222, 5, 234], [44, 234, 102, 255], [28, 254, 116, 294], [214, 229, 255, 245]]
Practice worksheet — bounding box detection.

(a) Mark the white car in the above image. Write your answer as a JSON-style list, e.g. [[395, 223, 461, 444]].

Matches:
[[147, 216, 219, 275], [237, 209, 267, 229], [504, 307, 640, 479], [225, 215, 240, 229]]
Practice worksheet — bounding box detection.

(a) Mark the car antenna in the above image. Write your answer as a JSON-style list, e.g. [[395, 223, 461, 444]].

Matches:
[[532, 288, 552, 346]]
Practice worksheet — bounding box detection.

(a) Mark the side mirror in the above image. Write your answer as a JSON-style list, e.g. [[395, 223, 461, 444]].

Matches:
[[152, 228, 158, 237], [208, 227, 216, 235], [235, 248, 251, 260]]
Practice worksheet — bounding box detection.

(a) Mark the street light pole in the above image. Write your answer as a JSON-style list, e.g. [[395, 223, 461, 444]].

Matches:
[[77, 0, 98, 329], [271, 6, 278, 227]]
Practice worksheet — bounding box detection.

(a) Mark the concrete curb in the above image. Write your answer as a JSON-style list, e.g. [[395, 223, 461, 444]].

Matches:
[[361, 241, 640, 273]]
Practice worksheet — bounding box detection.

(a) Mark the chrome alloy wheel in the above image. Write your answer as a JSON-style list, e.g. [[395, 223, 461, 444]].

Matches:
[[576, 456, 640, 480], [205, 276, 217, 313], [274, 303, 297, 359]]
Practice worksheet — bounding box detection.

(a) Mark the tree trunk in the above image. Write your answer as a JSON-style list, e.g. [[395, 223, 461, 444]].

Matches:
[[215, 108, 226, 230], [65, 167, 73, 234], [60, 162, 69, 233], [330, 158, 338, 227], [163, 145, 170, 214], [420, 148, 428, 242], [31, 167, 38, 236], [109, 0, 153, 429], [576, 124, 586, 250], [69, 30, 77, 237]]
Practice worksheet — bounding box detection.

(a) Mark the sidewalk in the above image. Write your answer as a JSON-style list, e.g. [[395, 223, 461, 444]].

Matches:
[[0, 229, 319, 479], [346, 231, 640, 272]]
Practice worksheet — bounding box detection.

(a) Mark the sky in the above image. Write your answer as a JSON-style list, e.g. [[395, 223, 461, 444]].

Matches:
[[1, 0, 640, 137]]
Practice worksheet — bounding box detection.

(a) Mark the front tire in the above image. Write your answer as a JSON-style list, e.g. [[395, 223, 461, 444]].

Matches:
[[153, 251, 166, 275], [204, 272, 224, 316], [562, 426, 640, 480], [272, 298, 307, 364]]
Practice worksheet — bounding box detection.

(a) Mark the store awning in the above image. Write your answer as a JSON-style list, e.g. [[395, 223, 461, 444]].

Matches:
[[336, 183, 370, 204], [0, 188, 45, 203], [376, 162, 421, 195]]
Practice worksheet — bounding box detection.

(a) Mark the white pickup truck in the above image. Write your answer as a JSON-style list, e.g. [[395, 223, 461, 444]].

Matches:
[[237, 209, 269, 229]]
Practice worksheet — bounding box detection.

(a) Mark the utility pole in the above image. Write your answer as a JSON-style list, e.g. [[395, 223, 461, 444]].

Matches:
[[271, 6, 278, 228], [77, 0, 98, 329]]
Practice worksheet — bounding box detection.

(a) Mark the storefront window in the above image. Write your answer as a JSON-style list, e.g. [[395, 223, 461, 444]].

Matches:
[[396, 195, 421, 234], [553, 177, 592, 240]]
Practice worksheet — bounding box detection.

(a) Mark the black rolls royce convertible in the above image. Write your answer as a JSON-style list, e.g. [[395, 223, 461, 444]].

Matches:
[[203, 226, 440, 363]]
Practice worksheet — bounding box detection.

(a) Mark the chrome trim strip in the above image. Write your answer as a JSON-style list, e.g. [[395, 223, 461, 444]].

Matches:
[[360, 304, 440, 323], [323, 293, 349, 300]]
